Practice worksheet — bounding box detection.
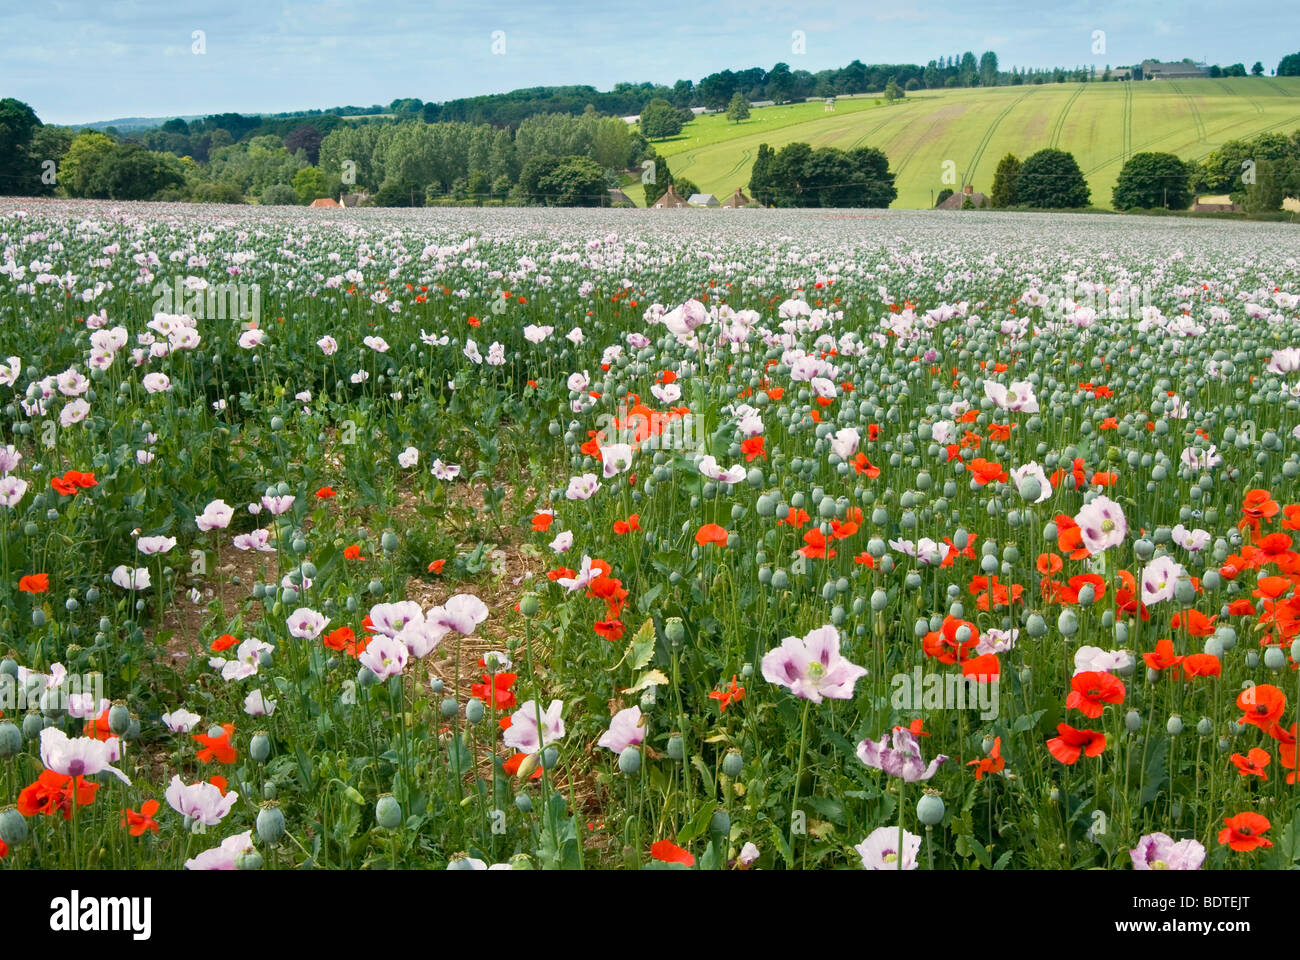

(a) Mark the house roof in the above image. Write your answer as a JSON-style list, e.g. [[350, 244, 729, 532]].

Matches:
[[688, 193, 719, 206], [310, 197, 341, 207], [651, 186, 688, 208], [607, 188, 634, 205], [937, 191, 988, 210], [722, 187, 752, 208]]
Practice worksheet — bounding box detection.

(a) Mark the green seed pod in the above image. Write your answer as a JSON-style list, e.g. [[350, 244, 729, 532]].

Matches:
[[722, 749, 743, 778], [235, 847, 264, 870], [108, 702, 131, 736], [22, 712, 44, 740], [250, 731, 271, 763], [916, 791, 946, 826], [1196, 717, 1213, 737], [666, 734, 684, 761], [0, 805, 27, 846], [1057, 609, 1079, 637], [375, 793, 402, 829], [1264, 646, 1286, 671], [466, 697, 485, 724], [0, 722, 21, 758], [617, 745, 641, 775], [440, 697, 459, 718], [665, 618, 686, 645], [256, 802, 286, 844], [515, 793, 533, 813], [541, 746, 559, 769], [710, 808, 731, 837], [381, 531, 399, 553], [1166, 715, 1183, 736], [1125, 710, 1142, 733]]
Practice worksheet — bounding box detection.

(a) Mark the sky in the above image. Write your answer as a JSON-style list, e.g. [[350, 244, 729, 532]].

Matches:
[[4, 0, 1298, 125]]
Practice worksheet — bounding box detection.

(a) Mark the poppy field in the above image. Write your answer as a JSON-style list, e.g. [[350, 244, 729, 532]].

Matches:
[[0, 201, 1298, 871]]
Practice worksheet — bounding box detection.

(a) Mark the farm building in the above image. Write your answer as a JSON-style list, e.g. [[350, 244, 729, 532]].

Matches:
[[339, 191, 371, 208], [721, 187, 752, 208], [607, 188, 635, 206], [309, 197, 341, 208], [938, 185, 988, 209], [688, 193, 719, 207], [651, 186, 689, 209], [1140, 60, 1208, 79], [1191, 199, 1243, 212]]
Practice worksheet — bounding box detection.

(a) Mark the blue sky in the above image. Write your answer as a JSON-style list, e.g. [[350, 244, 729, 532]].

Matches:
[[5, 0, 1297, 125]]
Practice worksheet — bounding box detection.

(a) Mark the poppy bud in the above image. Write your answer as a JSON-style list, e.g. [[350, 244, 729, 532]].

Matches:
[[519, 593, 540, 617], [618, 746, 641, 775], [1244, 651, 1260, 669], [916, 791, 945, 826], [430, 677, 445, 695], [108, 701, 131, 735], [250, 731, 271, 763], [541, 746, 559, 769], [375, 793, 402, 829], [515, 793, 533, 813], [515, 753, 539, 780], [256, 802, 286, 844], [1166, 715, 1183, 736], [710, 809, 731, 837], [0, 659, 15, 679]]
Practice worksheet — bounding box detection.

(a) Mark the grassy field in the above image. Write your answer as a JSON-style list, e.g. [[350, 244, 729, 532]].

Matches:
[[630, 78, 1300, 209]]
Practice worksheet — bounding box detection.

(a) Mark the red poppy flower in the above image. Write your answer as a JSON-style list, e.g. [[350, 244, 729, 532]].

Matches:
[[121, 799, 161, 836], [779, 507, 811, 529], [531, 513, 555, 532], [428, 559, 445, 574], [695, 523, 729, 547], [17, 770, 99, 818], [969, 458, 1008, 486], [709, 675, 746, 713], [194, 723, 238, 764], [1046, 723, 1106, 764], [741, 436, 766, 461], [316, 486, 337, 499], [650, 839, 695, 867], [1230, 748, 1270, 780], [503, 752, 543, 779], [612, 514, 641, 535], [968, 736, 1004, 780], [1170, 609, 1216, 636], [922, 616, 979, 665], [1180, 653, 1221, 679], [1218, 812, 1272, 851], [798, 528, 836, 560], [1066, 671, 1125, 718], [594, 619, 626, 642], [962, 653, 1000, 680], [210, 633, 240, 653], [852, 452, 880, 477], [470, 672, 517, 710], [344, 544, 366, 561], [18, 573, 48, 593], [1238, 684, 1286, 730], [1240, 489, 1279, 531]]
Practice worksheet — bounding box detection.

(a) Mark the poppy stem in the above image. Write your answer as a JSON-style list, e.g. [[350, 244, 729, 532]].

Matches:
[[787, 697, 811, 868]]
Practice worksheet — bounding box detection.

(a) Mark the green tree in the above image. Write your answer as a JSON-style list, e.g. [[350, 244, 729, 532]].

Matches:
[[0, 98, 41, 195], [260, 183, 298, 205], [1112, 152, 1193, 209], [1278, 52, 1300, 76], [990, 153, 1022, 207], [726, 92, 751, 123], [639, 99, 682, 140], [1243, 157, 1285, 212], [59, 132, 117, 197], [846, 146, 897, 207], [936, 187, 954, 207], [979, 51, 999, 86], [291, 166, 328, 204], [642, 153, 673, 206], [1252, 62, 1265, 76], [537, 155, 608, 206], [884, 78, 904, 100], [1017, 148, 1090, 207], [748, 144, 775, 206]]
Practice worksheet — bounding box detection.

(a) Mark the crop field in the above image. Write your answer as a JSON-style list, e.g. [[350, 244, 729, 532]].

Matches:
[[0, 201, 1298, 871], [635, 78, 1300, 208]]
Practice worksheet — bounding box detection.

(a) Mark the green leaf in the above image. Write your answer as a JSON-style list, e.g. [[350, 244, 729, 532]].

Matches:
[[677, 802, 719, 845]]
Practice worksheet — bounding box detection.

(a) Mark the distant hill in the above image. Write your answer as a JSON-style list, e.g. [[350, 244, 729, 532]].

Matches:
[[634, 77, 1300, 209]]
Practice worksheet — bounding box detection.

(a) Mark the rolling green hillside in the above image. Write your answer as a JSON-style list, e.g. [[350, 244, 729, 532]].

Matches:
[[631, 78, 1300, 209]]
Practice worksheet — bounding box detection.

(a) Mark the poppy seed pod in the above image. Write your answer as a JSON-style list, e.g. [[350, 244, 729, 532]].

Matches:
[[515, 793, 533, 813], [541, 746, 559, 769], [466, 697, 485, 724], [722, 749, 743, 778], [375, 793, 402, 829], [618, 745, 641, 775], [256, 802, 286, 844], [1166, 715, 1183, 736], [430, 677, 445, 695], [0, 805, 27, 846], [22, 712, 45, 740], [440, 698, 459, 719], [665, 618, 686, 645], [235, 848, 264, 870], [710, 809, 731, 837], [666, 734, 684, 760], [916, 790, 945, 826], [0, 722, 20, 758], [108, 702, 131, 735], [1264, 646, 1286, 671], [1056, 610, 1079, 637], [250, 731, 271, 763], [1125, 710, 1142, 733], [1196, 717, 1213, 737]]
